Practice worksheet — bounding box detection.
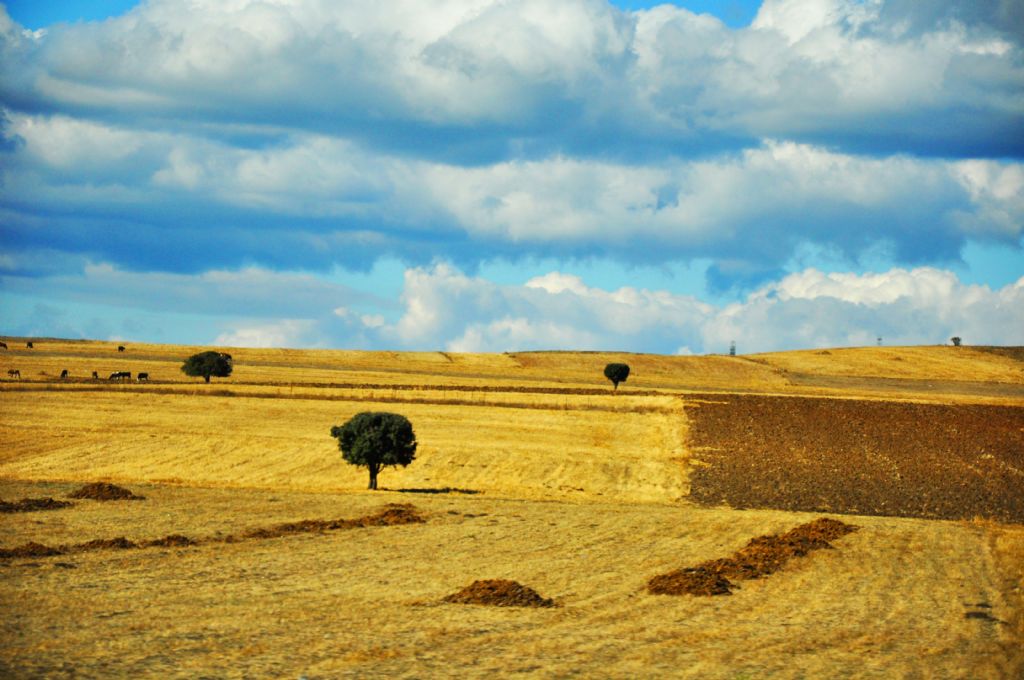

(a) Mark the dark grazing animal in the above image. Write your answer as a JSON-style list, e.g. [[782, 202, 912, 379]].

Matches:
[[137, 372, 149, 382], [26, 341, 33, 348], [118, 345, 126, 352], [0, 341, 7, 350], [92, 371, 99, 379], [60, 369, 69, 379], [7, 369, 20, 379], [108, 371, 131, 381]]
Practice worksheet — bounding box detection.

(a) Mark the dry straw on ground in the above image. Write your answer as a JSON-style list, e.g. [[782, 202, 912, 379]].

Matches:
[[0, 339, 1021, 678]]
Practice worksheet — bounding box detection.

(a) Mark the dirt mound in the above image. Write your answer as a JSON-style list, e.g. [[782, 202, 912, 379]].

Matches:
[[443, 579, 556, 608], [647, 568, 733, 596], [0, 542, 65, 559], [648, 517, 858, 596], [238, 504, 425, 540], [73, 537, 137, 551], [68, 483, 144, 501], [144, 534, 195, 548], [0, 497, 74, 513]]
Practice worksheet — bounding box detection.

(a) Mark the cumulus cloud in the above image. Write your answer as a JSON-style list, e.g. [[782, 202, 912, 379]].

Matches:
[[3, 259, 1020, 353], [214, 319, 319, 349], [4, 108, 1020, 282], [1, 0, 1020, 159], [377, 263, 1024, 353]]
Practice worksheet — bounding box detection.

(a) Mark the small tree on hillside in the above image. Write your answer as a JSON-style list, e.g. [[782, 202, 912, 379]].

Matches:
[[181, 351, 233, 383], [331, 412, 417, 490], [951, 336, 962, 346], [603, 363, 630, 390]]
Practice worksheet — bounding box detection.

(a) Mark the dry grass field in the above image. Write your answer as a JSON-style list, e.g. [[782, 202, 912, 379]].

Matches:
[[1, 337, 1023, 678]]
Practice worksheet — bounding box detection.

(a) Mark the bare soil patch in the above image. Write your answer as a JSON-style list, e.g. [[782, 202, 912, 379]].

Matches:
[[648, 518, 858, 596], [685, 395, 1024, 522], [0, 497, 73, 513], [974, 346, 1024, 363], [68, 483, 144, 501], [443, 579, 556, 608]]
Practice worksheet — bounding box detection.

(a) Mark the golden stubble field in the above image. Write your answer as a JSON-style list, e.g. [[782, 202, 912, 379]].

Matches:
[[1, 338, 1023, 678]]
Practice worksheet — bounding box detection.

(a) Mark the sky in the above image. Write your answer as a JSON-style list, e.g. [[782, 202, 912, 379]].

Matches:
[[0, 0, 1021, 354]]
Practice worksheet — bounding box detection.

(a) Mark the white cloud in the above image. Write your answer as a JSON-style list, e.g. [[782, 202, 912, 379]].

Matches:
[[378, 263, 1024, 353], [214, 319, 318, 349], [1, 0, 1018, 154]]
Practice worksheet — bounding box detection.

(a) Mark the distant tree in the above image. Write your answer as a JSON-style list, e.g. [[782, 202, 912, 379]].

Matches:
[[331, 412, 417, 490], [603, 363, 630, 390], [951, 336, 962, 347], [181, 351, 233, 383]]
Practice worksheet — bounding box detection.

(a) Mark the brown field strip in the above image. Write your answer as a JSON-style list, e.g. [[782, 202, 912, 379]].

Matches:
[[685, 394, 1024, 523]]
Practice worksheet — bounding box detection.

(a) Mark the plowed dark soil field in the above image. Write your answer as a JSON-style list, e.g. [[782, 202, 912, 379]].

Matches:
[[685, 395, 1024, 523]]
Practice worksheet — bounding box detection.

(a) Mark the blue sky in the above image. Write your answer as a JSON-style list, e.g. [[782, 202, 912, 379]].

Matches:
[[0, 0, 1021, 353]]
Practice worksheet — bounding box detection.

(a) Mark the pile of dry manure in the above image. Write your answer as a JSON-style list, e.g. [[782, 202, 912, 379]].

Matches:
[[73, 537, 137, 551], [649, 517, 858, 596], [443, 579, 556, 608], [238, 503, 425, 540], [68, 482, 144, 501], [0, 542, 65, 558], [0, 497, 73, 513], [144, 534, 195, 548]]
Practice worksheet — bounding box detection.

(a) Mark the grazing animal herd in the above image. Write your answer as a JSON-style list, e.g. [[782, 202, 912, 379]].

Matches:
[[2, 341, 237, 385], [2, 341, 154, 382]]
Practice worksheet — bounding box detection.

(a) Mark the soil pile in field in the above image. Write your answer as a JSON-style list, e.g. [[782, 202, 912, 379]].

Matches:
[[144, 534, 195, 548], [0, 497, 73, 513], [0, 542, 65, 558], [647, 569, 732, 596], [2, 505, 424, 561], [685, 394, 1024, 522], [72, 537, 137, 551], [68, 483, 144, 501], [648, 517, 858, 596], [443, 579, 556, 608], [238, 503, 425, 540]]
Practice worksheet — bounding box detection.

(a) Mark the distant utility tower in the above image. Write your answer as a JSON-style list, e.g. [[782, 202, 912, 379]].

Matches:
[[729, 341, 736, 356], [877, 337, 882, 346]]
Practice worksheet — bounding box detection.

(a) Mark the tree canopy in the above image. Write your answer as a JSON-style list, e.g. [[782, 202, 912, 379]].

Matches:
[[181, 351, 233, 383], [604, 362, 630, 390], [330, 412, 417, 490]]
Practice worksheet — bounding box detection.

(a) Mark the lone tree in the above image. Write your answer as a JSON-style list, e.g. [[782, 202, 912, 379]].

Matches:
[[951, 336, 962, 346], [181, 351, 233, 383], [603, 362, 630, 390], [331, 412, 416, 490]]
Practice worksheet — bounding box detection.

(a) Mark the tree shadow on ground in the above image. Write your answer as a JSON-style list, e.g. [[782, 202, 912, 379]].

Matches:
[[394, 487, 481, 495]]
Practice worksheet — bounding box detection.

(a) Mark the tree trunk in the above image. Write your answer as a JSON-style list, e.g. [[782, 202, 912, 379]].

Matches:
[[204, 375, 211, 383], [368, 464, 379, 490]]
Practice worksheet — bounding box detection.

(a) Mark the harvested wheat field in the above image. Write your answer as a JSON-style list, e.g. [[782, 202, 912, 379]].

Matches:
[[1, 339, 1023, 678]]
